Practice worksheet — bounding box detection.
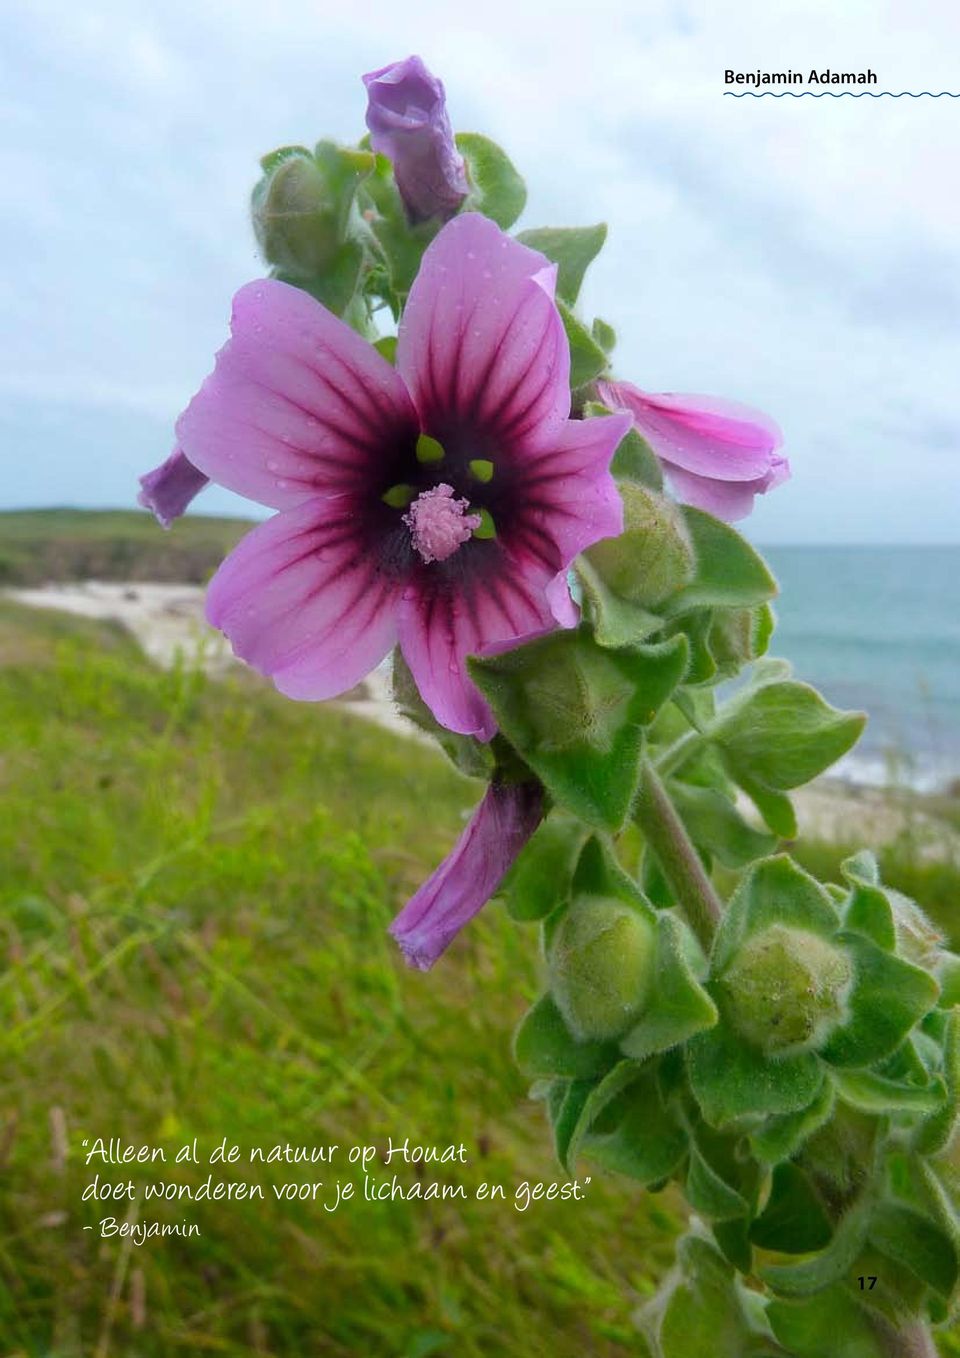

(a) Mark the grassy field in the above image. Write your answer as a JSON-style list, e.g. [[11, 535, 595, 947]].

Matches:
[[0, 509, 251, 586], [0, 600, 683, 1358], [1, 509, 959, 1357]]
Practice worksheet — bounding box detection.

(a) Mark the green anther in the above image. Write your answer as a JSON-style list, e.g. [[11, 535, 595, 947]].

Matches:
[[382, 483, 415, 509], [415, 433, 445, 464], [473, 509, 497, 540], [468, 458, 494, 483]]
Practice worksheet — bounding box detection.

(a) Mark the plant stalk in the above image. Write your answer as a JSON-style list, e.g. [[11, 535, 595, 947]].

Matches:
[[634, 759, 724, 951], [871, 1316, 938, 1358]]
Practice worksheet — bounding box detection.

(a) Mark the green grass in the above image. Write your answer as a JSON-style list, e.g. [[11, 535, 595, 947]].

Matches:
[[0, 509, 252, 586], [0, 601, 678, 1357]]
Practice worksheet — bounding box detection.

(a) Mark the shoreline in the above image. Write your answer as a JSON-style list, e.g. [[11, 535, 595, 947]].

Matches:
[[6, 580, 957, 854]]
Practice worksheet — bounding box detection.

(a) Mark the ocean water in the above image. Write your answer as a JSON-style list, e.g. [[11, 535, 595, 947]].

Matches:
[[761, 546, 960, 791]]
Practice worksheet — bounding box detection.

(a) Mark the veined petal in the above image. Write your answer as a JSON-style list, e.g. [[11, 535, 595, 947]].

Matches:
[[665, 453, 791, 522], [206, 495, 399, 699], [397, 213, 569, 443], [390, 779, 545, 969], [397, 549, 558, 740], [178, 279, 417, 511], [513, 412, 630, 567], [138, 448, 209, 527], [598, 380, 781, 482]]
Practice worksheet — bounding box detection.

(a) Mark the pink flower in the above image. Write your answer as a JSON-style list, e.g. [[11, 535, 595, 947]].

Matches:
[[597, 380, 789, 522], [138, 448, 209, 527], [176, 213, 629, 739], [391, 779, 544, 969]]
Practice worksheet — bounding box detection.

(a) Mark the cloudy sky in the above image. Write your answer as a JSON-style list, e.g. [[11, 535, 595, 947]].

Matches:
[[1, 0, 958, 542]]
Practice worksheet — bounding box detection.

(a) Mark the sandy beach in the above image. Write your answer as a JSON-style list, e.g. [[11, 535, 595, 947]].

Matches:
[[6, 580, 957, 855]]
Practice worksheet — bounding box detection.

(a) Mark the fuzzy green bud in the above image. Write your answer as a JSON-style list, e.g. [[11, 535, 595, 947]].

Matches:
[[548, 896, 657, 1041], [583, 483, 695, 609], [253, 151, 338, 276], [721, 925, 852, 1056]]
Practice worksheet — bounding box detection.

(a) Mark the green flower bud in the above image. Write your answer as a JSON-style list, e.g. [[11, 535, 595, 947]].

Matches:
[[253, 151, 339, 277], [548, 896, 657, 1041], [583, 483, 695, 609], [252, 143, 372, 282], [720, 925, 852, 1056]]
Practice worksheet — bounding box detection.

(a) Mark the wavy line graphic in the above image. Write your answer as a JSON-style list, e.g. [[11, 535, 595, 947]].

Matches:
[[724, 90, 960, 98]]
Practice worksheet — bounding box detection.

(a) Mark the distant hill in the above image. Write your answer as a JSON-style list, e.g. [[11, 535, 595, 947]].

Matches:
[[0, 508, 253, 585]]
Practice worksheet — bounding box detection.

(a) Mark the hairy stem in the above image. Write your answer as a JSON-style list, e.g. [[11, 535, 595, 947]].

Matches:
[[634, 760, 724, 950], [653, 726, 704, 779], [871, 1316, 938, 1358]]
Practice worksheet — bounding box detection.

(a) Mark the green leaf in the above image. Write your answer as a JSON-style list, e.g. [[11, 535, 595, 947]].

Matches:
[[708, 604, 775, 680], [568, 1059, 687, 1183], [548, 1078, 594, 1171], [734, 771, 797, 838], [869, 1201, 958, 1297], [515, 223, 607, 304], [273, 238, 366, 316], [469, 631, 688, 831], [762, 1193, 872, 1297], [822, 933, 940, 1068], [751, 1079, 836, 1164], [917, 1008, 960, 1153], [649, 1233, 777, 1358], [750, 1163, 833, 1253], [686, 1144, 749, 1221], [767, 1285, 886, 1358], [582, 482, 696, 610], [664, 507, 778, 616], [603, 419, 664, 489], [373, 335, 397, 364], [502, 812, 588, 922], [513, 994, 618, 1079], [556, 298, 609, 387], [669, 782, 777, 869], [687, 1020, 824, 1129], [831, 1068, 946, 1115], [620, 914, 718, 1062], [571, 835, 656, 915], [592, 316, 617, 353], [456, 132, 526, 228], [575, 555, 664, 649], [709, 681, 867, 791], [711, 855, 840, 974]]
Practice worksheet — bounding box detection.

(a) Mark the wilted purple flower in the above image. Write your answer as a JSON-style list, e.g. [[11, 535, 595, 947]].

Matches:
[[138, 448, 209, 528], [174, 213, 629, 739], [363, 55, 468, 223], [391, 779, 544, 969], [598, 380, 789, 522]]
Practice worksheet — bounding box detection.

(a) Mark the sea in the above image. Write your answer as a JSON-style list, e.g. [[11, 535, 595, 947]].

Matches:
[[760, 546, 960, 793]]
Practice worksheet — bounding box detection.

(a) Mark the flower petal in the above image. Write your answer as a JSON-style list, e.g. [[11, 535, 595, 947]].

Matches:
[[512, 412, 630, 566], [363, 55, 468, 223], [598, 380, 781, 482], [397, 213, 569, 444], [390, 779, 544, 969], [138, 448, 209, 527], [206, 495, 398, 699], [664, 454, 791, 522], [397, 546, 559, 740], [177, 279, 418, 511]]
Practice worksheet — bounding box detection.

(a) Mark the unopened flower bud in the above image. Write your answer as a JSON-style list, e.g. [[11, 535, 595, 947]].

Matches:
[[549, 896, 657, 1041], [252, 150, 340, 279], [583, 482, 695, 608], [721, 924, 852, 1056]]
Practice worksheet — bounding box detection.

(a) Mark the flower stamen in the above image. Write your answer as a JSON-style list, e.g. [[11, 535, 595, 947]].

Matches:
[[404, 484, 481, 563]]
